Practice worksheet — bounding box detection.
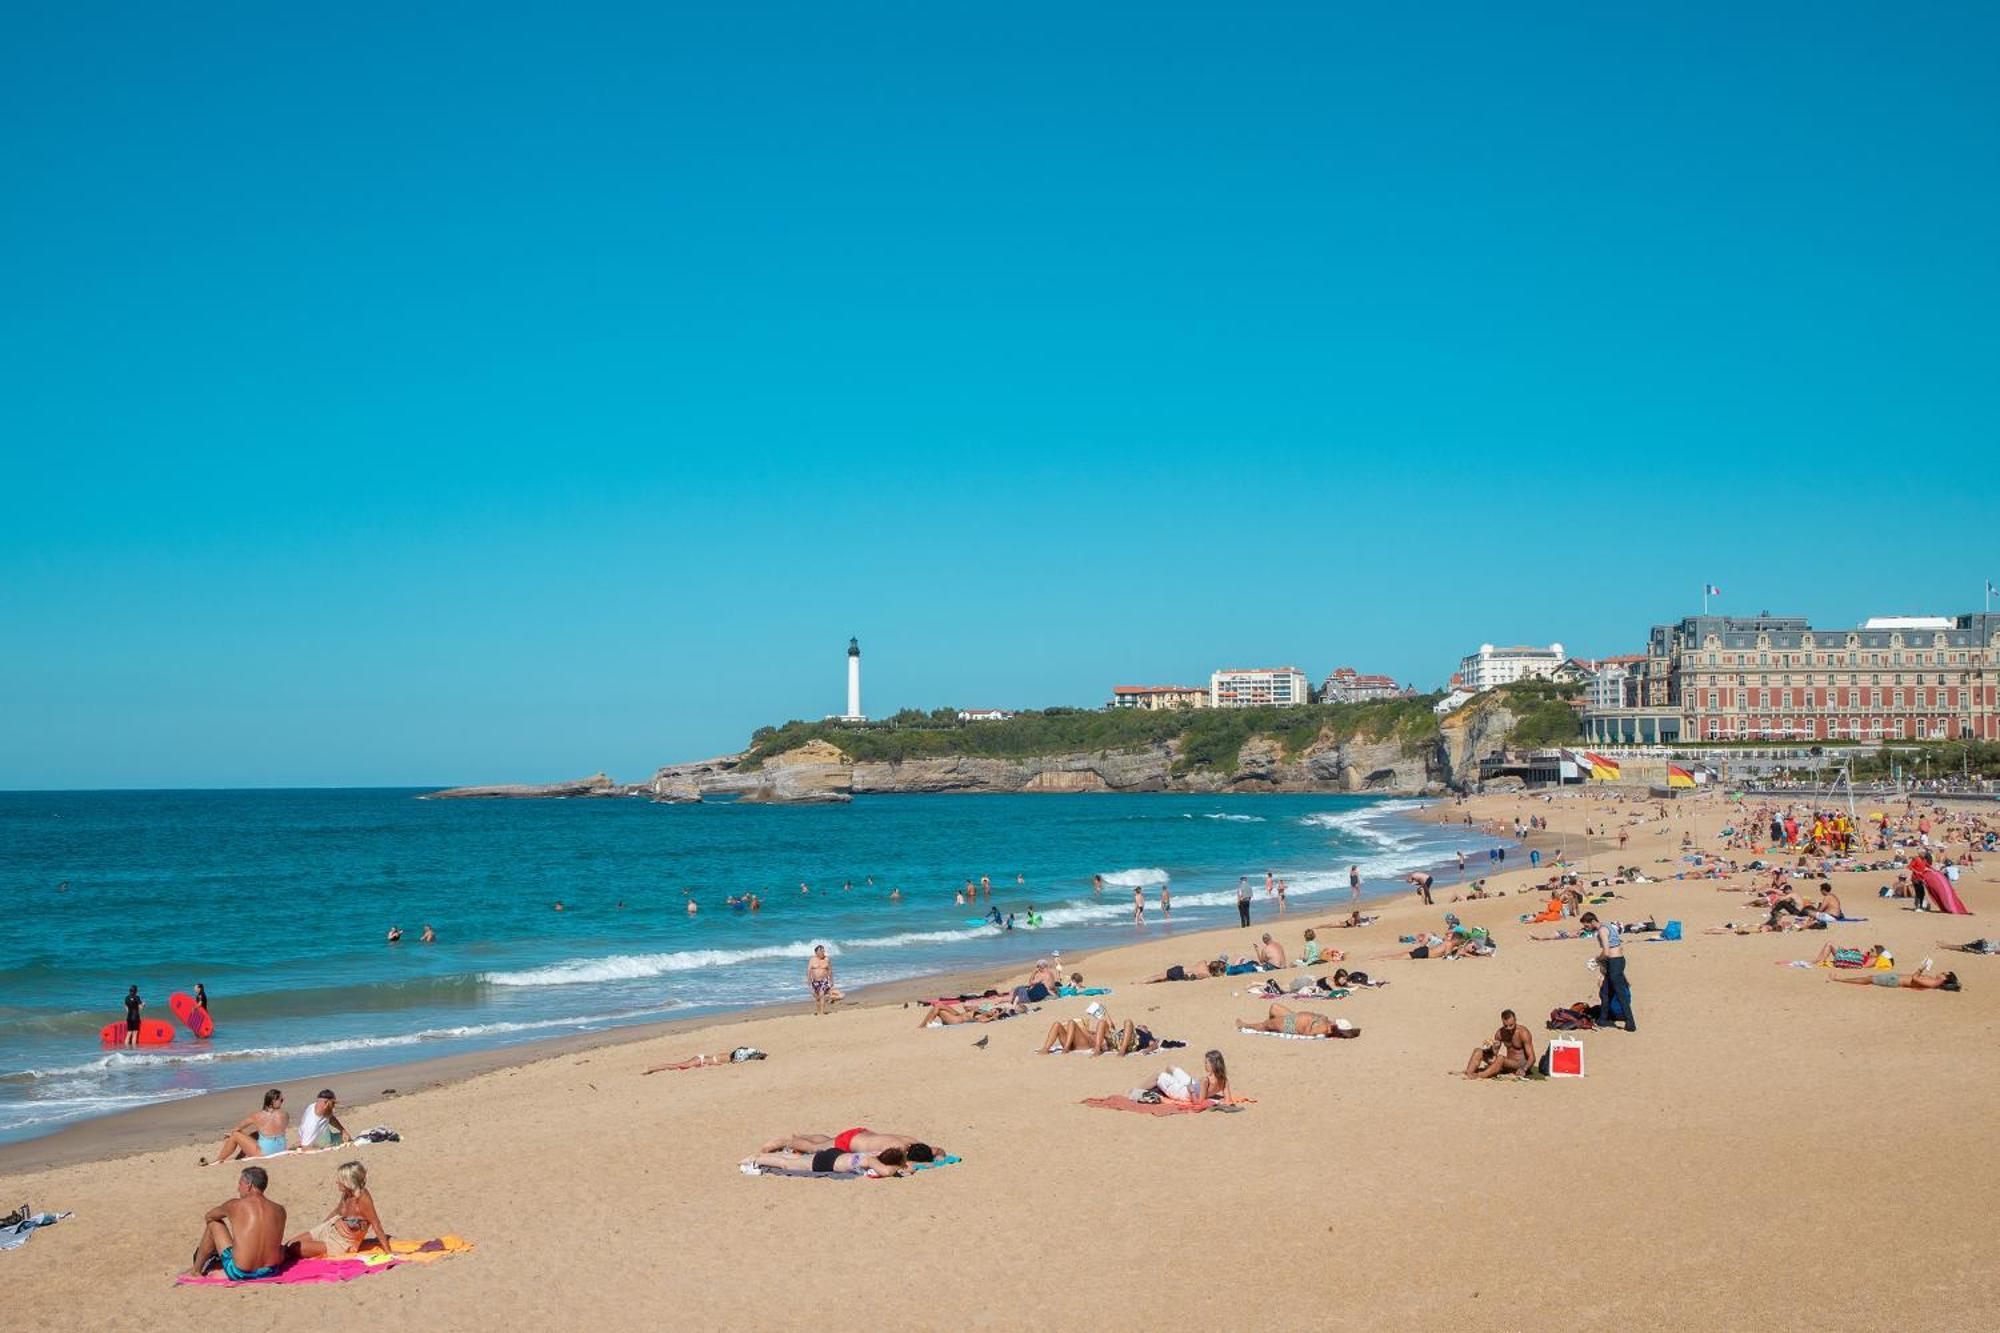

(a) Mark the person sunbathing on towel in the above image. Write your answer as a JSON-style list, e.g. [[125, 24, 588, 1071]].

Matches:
[[189, 1166, 287, 1280], [918, 1000, 1019, 1027], [1809, 942, 1884, 968], [643, 1047, 768, 1073], [1461, 1009, 1534, 1079], [1140, 960, 1224, 983], [1236, 1003, 1354, 1038], [1371, 934, 1446, 960], [1039, 1016, 1159, 1055], [740, 1146, 912, 1177], [1150, 1050, 1231, 1103], [1829, 963, 1960, 991], [759, 1130, 940, 1162], [285, 1160, 388, 1260]]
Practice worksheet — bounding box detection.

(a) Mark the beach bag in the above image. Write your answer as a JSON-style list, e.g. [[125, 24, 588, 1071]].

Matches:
[[1547, 1004, 1596, 1031], [1662, 920, 1682, 941], [1542, 1040, 1585, 1078]]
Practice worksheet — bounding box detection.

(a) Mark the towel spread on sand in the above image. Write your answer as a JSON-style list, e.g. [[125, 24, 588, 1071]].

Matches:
[[0, 1211, 71, 1252], [175, 1236, 472, 1286], [1080, 1096, 1255, 1116], [1236, 1027, 1348, 1041], [200, 1134, 398, 1167]]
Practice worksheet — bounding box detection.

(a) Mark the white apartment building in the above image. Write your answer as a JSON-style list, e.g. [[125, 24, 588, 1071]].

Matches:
[[1209, 666, 1310, 708], [1457, 642, 1566, 692]]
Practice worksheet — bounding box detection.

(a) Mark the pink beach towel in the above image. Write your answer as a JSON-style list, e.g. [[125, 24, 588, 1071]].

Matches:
[[1080, 1095, 1255, 1116], [177, 1257, 398, 1286]]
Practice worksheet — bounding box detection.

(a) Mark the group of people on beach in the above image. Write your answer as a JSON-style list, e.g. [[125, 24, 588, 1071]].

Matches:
[[190, 1159, 389, 1280]]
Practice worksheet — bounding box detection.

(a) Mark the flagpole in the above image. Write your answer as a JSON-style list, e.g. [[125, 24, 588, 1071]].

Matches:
[[1702, 583, 1708, 615]]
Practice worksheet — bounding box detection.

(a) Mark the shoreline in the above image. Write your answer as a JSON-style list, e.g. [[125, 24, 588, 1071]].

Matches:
[[0, 799, 1485, 1171]]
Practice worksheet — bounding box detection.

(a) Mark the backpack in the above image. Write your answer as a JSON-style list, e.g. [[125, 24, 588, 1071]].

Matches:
[[1547, 1003, 1597, 1031]]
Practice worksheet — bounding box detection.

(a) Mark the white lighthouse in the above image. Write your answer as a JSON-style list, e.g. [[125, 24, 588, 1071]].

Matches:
[[841, 637, 865, 721]]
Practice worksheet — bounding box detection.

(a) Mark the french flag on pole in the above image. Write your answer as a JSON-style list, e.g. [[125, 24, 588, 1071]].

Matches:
[[1706, 584, 1722, 596]]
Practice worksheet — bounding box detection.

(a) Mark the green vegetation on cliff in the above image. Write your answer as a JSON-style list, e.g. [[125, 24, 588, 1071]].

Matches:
[[1483, 679, 1585, 748], [741, 697, 1444, 772]]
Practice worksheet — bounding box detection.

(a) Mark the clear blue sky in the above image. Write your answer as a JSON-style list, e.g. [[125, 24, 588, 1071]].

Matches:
[[4, 3, 1996, 788]]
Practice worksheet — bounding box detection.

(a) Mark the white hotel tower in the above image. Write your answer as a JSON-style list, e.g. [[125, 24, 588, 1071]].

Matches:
[[839, 637, 865, 721]]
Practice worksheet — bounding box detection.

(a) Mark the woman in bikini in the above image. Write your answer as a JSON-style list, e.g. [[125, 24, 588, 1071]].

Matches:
[[1235, 1003, 1354, 1038], [286, 1160, 389, 1259], [740, 1146, 911, 1177], [1038, 1016, 1158, 1055], [917, 1000, 1019, 1027], [203, 1088, 288, 1165], [759, 1130, 939, 1161]]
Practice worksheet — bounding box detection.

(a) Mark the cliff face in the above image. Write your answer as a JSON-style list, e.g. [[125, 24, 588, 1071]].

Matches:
[[649, 728, 1456, 802]]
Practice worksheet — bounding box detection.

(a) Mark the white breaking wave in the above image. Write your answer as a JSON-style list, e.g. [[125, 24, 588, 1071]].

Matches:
[[844, 927, 995, 949], [1099, 867, 1171, 886], [1199, 812, 1265, 822], [1033, 899, 1136, 928], [485, 941, 830, 987]]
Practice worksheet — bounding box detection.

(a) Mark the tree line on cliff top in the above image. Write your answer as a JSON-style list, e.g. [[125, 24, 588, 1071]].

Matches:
[[741, 695, 1454, 775]]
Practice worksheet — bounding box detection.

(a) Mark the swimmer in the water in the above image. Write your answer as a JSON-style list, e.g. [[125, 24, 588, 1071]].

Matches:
[[686, 899, 698, 915], [889, 886, 902, 901], [386, 926, 402, 943]]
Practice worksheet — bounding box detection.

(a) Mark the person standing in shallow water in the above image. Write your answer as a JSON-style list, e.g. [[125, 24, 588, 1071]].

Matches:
[[1133, 884, 1145, 926], [123, 985, 144, 1046]]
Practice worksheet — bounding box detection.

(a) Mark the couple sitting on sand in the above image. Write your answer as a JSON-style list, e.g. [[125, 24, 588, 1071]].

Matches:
[[189, 1161, 389, 1280], [202, 1087, 350, 1165], [742, 1128, 944, 1178]]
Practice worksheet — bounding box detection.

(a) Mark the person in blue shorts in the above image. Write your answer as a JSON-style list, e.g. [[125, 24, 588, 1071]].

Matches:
[[190, 1166, 287, 1280]]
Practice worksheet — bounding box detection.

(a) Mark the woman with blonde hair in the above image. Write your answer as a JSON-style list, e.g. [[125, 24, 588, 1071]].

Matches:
[[287, 1160, 390, 1259]]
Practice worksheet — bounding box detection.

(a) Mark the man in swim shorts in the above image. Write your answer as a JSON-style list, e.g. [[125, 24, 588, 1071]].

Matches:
[[1462, 1009, 1535, 1079], [806, 945, 840, 1015], [189, 1166, 287, 1280]]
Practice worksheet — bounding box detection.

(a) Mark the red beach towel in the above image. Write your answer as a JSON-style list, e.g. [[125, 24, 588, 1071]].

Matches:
[[1081, 1095, 1255, 1116], [177, 1258, 398, 1286]]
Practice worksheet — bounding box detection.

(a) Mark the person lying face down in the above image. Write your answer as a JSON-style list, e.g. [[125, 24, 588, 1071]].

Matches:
[[759, 1130, 940, 1163], [1140, 960, 1225, 983], [741, 1146, 912, 1177]]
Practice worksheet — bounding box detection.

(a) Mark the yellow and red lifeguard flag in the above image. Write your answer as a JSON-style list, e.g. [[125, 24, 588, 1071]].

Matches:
[[1667, 764, 1696, 789], [1584, 751, 1621, 781]]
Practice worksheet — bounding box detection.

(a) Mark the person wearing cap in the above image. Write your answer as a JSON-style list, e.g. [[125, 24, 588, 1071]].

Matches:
[[296, 1089, 349, 1151]]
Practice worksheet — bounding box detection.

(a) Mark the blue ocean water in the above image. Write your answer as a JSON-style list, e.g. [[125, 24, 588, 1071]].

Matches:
[[0, 789, 1492, 1144]]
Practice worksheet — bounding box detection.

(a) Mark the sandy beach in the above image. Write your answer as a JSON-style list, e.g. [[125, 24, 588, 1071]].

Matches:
[[6, 790, 1998, 1330]]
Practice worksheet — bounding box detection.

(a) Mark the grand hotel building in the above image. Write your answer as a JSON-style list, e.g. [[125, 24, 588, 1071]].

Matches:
[[1583, 612, 2000, 744]]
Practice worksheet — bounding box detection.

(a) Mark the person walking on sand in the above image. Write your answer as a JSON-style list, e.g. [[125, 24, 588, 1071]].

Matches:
[[1236, 876, 1253, 928], [1133, 884, 1145, 926], [1580, 913, 1634, 1032], [189, 1166, 286, 1281], [807, 945, 841, 1015], [122, 985, 144, 1047]]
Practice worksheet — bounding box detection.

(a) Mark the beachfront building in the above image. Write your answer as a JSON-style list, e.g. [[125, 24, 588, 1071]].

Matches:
[[1318, 667, 1409, 703], [1457, 642, 1566, 692], [1209, 667, 1310, 708], [1109, 685, 1209, 711], [1648, 612, 2000, 743]]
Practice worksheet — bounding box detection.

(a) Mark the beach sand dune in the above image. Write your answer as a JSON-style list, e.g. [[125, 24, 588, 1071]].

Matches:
[[5, 790, 1998, 1330]]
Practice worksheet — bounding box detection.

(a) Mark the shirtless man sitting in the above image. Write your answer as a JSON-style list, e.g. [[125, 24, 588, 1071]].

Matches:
[[1253, 932, 1287, 968], [189, 1166, 287, 1280], [1235, 1002, 1356, 1038], [759, 1128, 941, 1162], [1462, 1009, 1535, 1079]]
